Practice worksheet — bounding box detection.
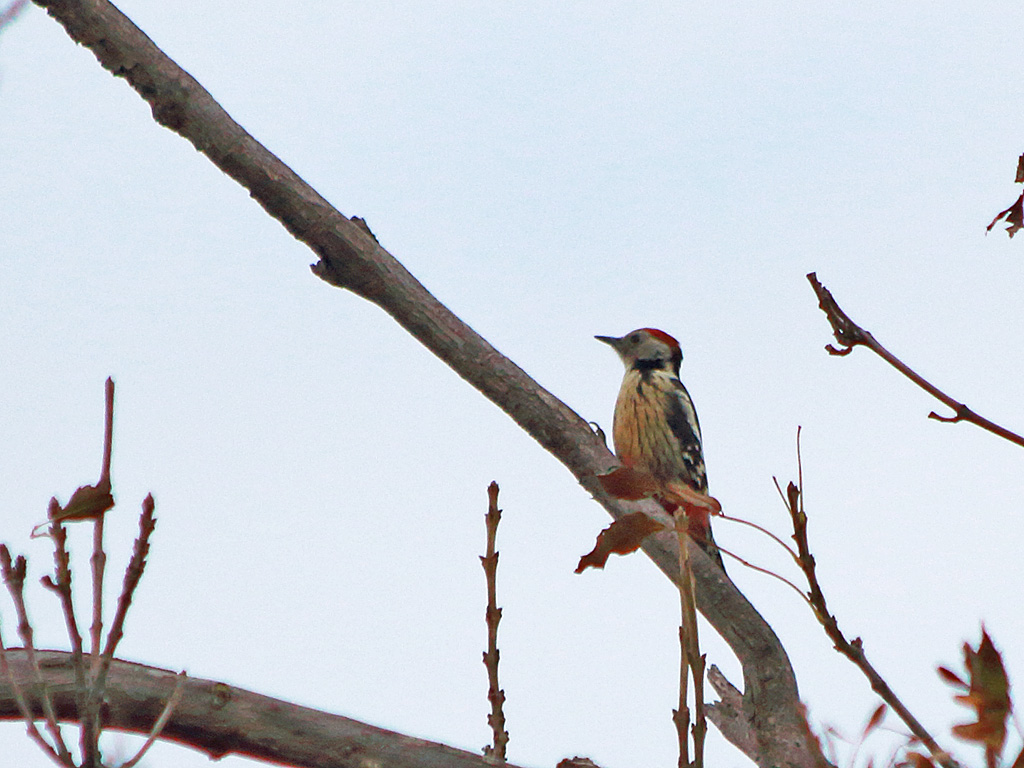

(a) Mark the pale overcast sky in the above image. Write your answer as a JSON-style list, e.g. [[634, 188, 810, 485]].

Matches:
[[2, 2, 1024, 767]]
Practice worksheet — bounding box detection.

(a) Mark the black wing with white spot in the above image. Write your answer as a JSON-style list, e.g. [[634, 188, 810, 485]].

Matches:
[[665, 379, 707, 492]]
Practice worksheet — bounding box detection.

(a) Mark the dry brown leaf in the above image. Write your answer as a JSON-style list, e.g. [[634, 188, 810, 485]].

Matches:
[[53, 482, 114, 522], [595, 466, 661, 501], [32, 481, 114, 537], [662, 480, 722, 514], [986, 191, 1024, 238], [575, 512, 667, 573], [663, 480, 722, 545], [947, 629, 1010, 761]]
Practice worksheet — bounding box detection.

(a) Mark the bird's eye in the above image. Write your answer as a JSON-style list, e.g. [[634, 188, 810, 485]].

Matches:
[[629, 333, 640, 344]]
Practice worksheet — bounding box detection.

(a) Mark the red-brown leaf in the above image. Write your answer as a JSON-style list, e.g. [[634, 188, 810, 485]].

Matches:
[[948, 629, 1010, 757], [595, 466, 661, 501], [663, 481, 722, 544], [575, 512, 667, 573], [52, 482, 114, 523], [663, 481, 722, 516], [987, 191, 1024, 238]]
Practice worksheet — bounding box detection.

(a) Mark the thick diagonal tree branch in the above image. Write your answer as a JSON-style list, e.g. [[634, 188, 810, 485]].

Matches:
[[0, 650, 528, 768], [28, 2, 820, 765]]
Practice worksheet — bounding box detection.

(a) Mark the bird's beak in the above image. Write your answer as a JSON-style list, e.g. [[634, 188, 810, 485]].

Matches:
[[595, 334, 622, 349]]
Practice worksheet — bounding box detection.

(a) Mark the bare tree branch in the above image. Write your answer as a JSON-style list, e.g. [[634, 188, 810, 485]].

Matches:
[[807, 272, 1024, 448], [481, 482, 509, 764], [0, 650, 529, 768], [0, 0, 29, 33], [706, 665, 758, 762], [28, 1, 821, 764]]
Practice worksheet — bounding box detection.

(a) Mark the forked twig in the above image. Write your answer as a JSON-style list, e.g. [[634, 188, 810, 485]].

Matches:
[[39, 516, 89, 741], [40, 519, 85, 664], [807, 273, 1024, 448], [0, 547, 74, 764], [0, 613, 63, 761], [784, 429, 957, 768], [1, 378, 166, 767], [481, 482, 508, 763]]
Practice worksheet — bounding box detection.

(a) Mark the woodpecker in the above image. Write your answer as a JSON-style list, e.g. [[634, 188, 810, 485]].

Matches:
[[596, 328, 723, 569]]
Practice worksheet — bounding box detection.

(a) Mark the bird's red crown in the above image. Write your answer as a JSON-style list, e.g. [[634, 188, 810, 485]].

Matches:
[[639, 328, 680, 349]]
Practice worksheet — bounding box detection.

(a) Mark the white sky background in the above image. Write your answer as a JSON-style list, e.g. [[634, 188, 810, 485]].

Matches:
[[2, 1, 1024, 767]]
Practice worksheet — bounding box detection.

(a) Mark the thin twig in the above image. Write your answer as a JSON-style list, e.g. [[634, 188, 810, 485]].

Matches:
[[90, 378, 115, 669], [88, 514, 106, 665], [718, 510, 802, 565], [783, 432, 958, 768], [119, 670, 187, 768], [41, 519, 85, 664], [99, 377, 114, 489], [715, 541, 814, 607], [86, 377, 116, 766], [82, 494, 155, 768], [86, 513, 105, 765], [713, 499, 815, 604], [673, 511, 705, 768], [807, 273, 1024, 448], [39, 514, 89, 752], [672, 630, 689, 768], [673, 533, 690, 768], [481, 482, 508, 764], [0, 547, 75, 765], [0, 610, 62, 761], [95, 495, 156, 695]]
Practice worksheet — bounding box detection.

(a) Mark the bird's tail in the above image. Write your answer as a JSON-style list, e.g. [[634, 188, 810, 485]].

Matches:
[[694, 522, 726, 573]]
